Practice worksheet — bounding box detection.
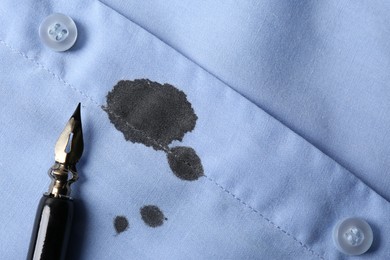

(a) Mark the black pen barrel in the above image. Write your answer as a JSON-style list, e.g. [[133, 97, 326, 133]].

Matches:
[[27, 195, 74, 260]]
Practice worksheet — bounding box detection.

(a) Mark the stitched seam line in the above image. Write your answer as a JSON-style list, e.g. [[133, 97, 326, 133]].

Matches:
[[0, 39, 324, 259], [96, 0, 377, 206], [205, 175, 324, 259], [102, 108, 172, 153]]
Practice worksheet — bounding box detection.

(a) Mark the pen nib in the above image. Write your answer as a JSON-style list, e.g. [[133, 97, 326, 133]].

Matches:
[[54, 103, 84, 165]]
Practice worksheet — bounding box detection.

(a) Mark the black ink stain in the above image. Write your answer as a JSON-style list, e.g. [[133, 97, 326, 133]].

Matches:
[[167, 146, 204, 181], [104, 79, 197, 151], [140, 205, 166, 228], [104, 78, 204, 182], [114, 216, 129, 234]]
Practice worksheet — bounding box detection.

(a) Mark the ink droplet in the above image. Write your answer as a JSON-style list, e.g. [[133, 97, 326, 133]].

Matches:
[[140, 205, 166, 227], [114, 216, 129, 234], [104, 79, 197, 151], [167, 146, 204, 181]]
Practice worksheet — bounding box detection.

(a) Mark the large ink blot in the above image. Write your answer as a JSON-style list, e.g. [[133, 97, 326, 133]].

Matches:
[[103, 79, 204, 182], [114, 216, 129, 234], [140, 205, 167, 228], [168, 146, 204, 181], [104, 79, 197, 151]]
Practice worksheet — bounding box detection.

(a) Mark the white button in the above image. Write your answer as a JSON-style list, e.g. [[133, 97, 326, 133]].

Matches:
[[333, 217, 373, 255], [39, 13, 78, 52]]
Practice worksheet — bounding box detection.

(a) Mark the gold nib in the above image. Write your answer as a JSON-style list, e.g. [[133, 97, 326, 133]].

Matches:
[[55, 103, 84, 165], [48, 104, 84, 198]]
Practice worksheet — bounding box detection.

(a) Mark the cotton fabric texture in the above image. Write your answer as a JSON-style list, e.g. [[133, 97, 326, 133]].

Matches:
[[0, 0, 389, 259]]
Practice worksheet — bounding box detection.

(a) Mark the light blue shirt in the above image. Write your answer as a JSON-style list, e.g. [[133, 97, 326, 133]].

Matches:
[[0, 0, 389, 259]]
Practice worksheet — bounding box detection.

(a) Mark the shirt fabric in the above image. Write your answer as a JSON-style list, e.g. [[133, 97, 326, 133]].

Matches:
[[0, 0, 389, 259]]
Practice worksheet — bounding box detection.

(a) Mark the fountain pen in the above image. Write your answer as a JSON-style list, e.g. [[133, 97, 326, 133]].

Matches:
[[27, 104, 84, 260]]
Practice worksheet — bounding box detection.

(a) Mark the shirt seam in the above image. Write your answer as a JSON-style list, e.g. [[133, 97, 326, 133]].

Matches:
[[0, 38, 324, 260], [93, 0, 384, 203]]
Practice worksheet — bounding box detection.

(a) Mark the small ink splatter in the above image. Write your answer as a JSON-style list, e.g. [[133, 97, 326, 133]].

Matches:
[[167, 146, 204, 181], [104, 79, 197, 151], [140, 205, 166, 227], [114, 216, 129, 234]]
